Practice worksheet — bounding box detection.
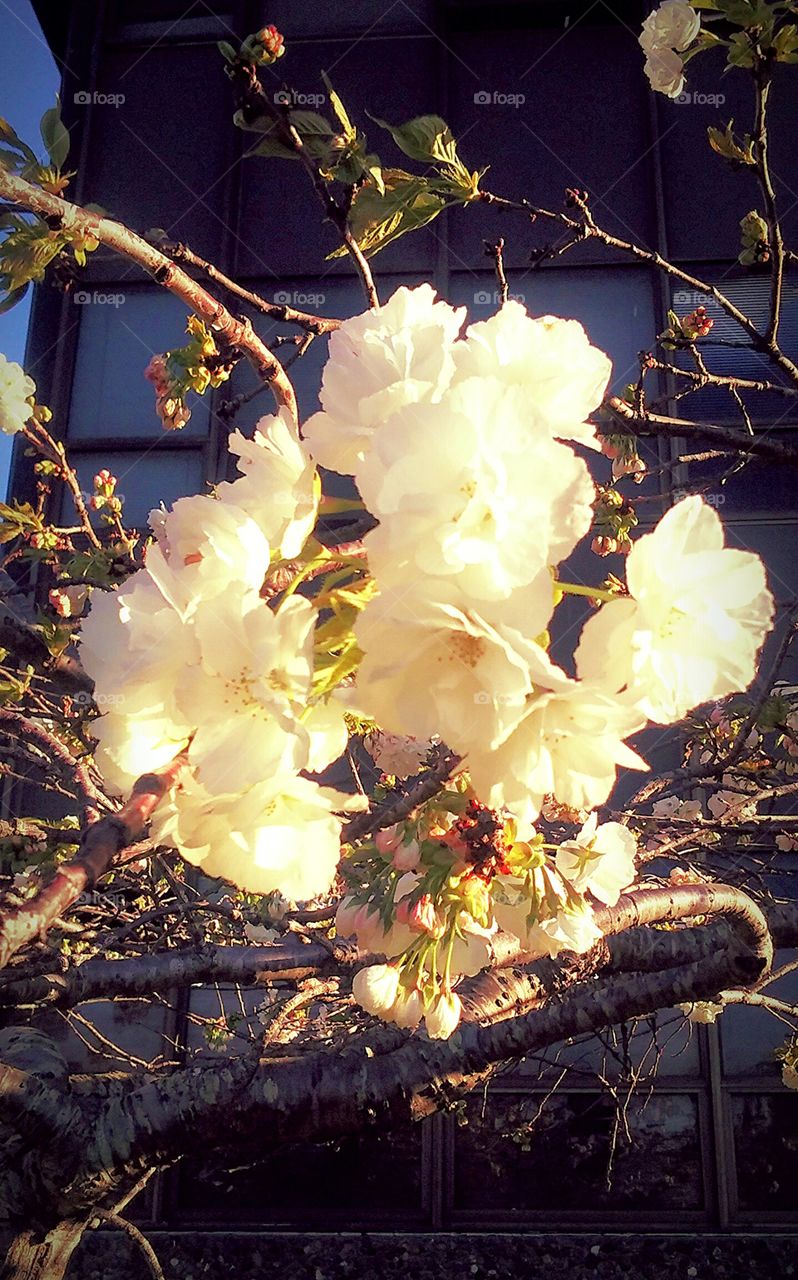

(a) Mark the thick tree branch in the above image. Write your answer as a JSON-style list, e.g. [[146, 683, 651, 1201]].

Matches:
[[604, 395, 798, 469], [0, 169, 298, 427], [0, 756, 185, 969]]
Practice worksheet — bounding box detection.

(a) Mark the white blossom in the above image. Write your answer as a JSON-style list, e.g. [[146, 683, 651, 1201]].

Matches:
[[150, 770, 362, 902], [0, 354, 34, 435], [303, 284, 465, 476], [679, 1000, 724, 1024], [575, 496, 774, 724], [643, 46, 686, 97], [147, 493, 271, 618], [425, 990, 462, 1039], [352, 964, 400, 1016], [640, 1, 700, 54], [353, 587, 550, 755], [468, 644, 647, 832], [216, 409, 319, 559], [357, 378, 594, 601], [555, 813, 637, 905], [365, 731, 431, 779], [450, 302, 611, 450]]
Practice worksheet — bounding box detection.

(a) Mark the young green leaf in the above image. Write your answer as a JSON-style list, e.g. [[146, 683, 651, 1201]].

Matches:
[[39, 98, 70, 170]]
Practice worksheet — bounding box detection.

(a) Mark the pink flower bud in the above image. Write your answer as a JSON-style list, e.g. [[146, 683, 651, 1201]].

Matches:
[[392, 837, 420, 872], [375, 824, 403, 856], [334, 896, 359, 938]]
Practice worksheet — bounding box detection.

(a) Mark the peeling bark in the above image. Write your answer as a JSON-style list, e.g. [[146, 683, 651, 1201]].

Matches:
[[0, 1220, 86, 1280]]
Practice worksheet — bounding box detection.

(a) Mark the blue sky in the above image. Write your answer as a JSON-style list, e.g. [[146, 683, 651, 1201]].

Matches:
[[0, 0, 59, 497]]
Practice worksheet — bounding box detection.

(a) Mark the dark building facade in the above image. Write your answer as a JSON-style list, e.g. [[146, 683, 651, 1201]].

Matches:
[[10, 0, 798, 1253]]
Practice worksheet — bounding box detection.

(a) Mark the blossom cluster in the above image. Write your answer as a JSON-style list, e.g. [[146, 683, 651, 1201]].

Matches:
[[0, 352, 34, 435], [78, 282, 773, 1040], [79, 409, 364, 902], [305, 285, 773, 836], [639, 1, 700, 97], [337, 793, 637, 1039]]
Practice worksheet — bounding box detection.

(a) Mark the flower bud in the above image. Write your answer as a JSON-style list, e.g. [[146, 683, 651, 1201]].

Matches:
[[334, 896, 359, 938], [375, 824, 403, 856], [352, 902, 382, 948], [392, 837, 421, 872], [392, 988, 424, 1029], [425, 990, 462, 1040], [352, 963, 400, 1016]]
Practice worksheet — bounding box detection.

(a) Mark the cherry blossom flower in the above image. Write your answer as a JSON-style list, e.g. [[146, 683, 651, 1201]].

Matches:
[[215, 409, 318, 559], [425, 990, 462, 1039], [555, 813, 637, 905], [303, 284, 465, 476], [352, 964, 400, 1016], [575, 496, 774, 724], [357, 378, 594, 601], [450, 302, 611, 450], [0, 354, 34, 434]]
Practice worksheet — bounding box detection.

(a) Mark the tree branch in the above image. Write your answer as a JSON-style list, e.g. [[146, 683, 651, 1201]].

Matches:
[[0, 169, 298, 428], [0, 755, 186, 969]]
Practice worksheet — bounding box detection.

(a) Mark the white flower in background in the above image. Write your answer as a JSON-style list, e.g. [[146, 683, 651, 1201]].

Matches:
[[147, 493, 271, 617], [451, 916, 496, 977], [216, 409, 319, 559], [706, 777, 758, 821], [643, 46, 686, 97], [575, 497, 773, 725], [640, 1, 700, 54], [0, 354, 34, 435], [303, 284, 466, 476], [468, 644, 647, 832], [243, 922, 279, 944], [555, 813, 637, 905], [679, 1000, 724, 1024], [782, 1063, 798, 1090], [358, 378, 594, 601], [365, 730, 431, 779], [425, 990, 462, 1039], [352, 963, 400, 1016], [776, 833, 798, 853], [49, 585, 89, 619], [353, 588, 549, 755], [450, 303, 612, 450], [150, 770, 363, 901]]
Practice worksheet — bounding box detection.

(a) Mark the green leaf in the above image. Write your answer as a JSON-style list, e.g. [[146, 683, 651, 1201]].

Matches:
[[727, 29, 756, 64], [773, 21, 798, 59], [0, 118, 37, 163], [217, 40, 238, 63], [39, 98, 70, 170], [321, 71, 355, 139], [0, 283, 29, 314], [328, 168, 447, 259], [240, 108, 336, 164], [707, 120, 756, 165], [367, 112, 460, 166]]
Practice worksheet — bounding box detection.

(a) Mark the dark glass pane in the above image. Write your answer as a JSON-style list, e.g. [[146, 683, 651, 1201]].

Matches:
[[732, 1093, 798, 1212], [453, 1091, 703, 1212], [62, 450, 205, 530], [658, 59, 798, 260], [69, 289, 211, 440], [84, 45, 233, 260], [448, 25, 654, 268], [176, 1120, 425, 1225], [667, 277, 798, 424], [721, 954, 798, 1077]]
